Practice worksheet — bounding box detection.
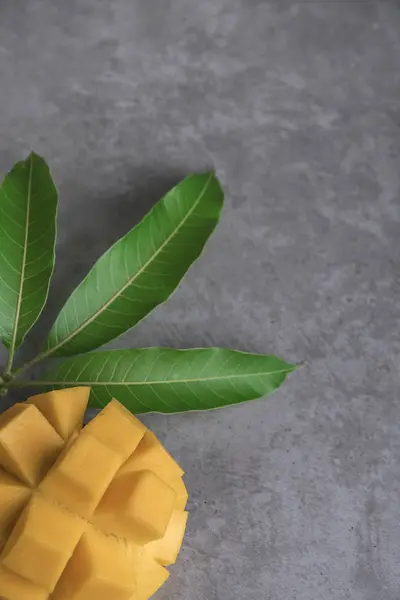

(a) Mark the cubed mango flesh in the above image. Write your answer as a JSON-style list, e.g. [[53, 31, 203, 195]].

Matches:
[[52, 527, 136, 600], [0, 404, 64, 486], [120, 430, 183, 480], [39, 433, 122, 518], [146, 509, 189, 566], [83, 399, 146, 462], [0, 566, 47, 600], [2, 494, 85, 591], [0, 470, 31, 548], [131, 547, 170, 600], [94, 470, 176, 544], [28, 387, 90, 440], [0, 388, 188, 600]]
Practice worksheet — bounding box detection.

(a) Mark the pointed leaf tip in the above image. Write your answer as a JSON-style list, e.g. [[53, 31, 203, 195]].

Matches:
[[41, 347, 295, 414], [43, 172, 224, 357], [0, 153, 58, 364]]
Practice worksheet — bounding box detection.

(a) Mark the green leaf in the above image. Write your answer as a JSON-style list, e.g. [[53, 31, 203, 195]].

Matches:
[[42, 172, 223, 358], [37, 348, 296, 413], [0, 153, 58, 370]]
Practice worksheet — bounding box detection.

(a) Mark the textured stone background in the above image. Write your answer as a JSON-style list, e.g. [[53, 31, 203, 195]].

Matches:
[[1, 1, 400, 599]]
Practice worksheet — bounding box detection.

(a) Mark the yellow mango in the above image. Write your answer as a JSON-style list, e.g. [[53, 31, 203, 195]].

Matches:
[[169, 475, 189, 510], [52, 527, 136, 600], [131, 547, 170, 600], [28, 387, 90, 440], [0, 470, 31, 546], [0, 404, 64, 486], [146, 509, 189, 566], [120, 430, 184, 480], [2, 494, 85, 591], [83, 399, 146, 461], [94, 470, 176, 544], [0, 388, 188, 600], [0, 566, 47, 600], [39, 433, 122, 519]]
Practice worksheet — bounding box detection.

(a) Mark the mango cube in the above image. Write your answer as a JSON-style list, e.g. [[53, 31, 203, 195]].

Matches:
[[0, 389, 188, 600], [120, 430, 184, 480], [169, 475, 189, 510], [132, 548, 170, 600], [0, 404, 64, 486], [28, 387, 90, 440], [0, 566, 47, 600], [52, 527, 136, 600], [146, 509, 189, 566], [1, 494, 85, 591], [94, 470, 176, 544], [40, 433, 122, 518], [83, 399, 146, 461], [0, 470, 31, 546]]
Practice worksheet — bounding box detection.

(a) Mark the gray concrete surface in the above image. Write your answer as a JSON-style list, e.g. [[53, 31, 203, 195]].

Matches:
[[1, 1, 400, 598]]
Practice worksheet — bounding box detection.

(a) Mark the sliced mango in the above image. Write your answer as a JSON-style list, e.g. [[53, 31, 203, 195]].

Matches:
[[132, 548, 169, 600], [94, 470, 176, 544], [39, 433, 122, 518], [0, 389, 188, 600], [169, 475, 189, 510], [0, 566, 47, 600], [52, 527, 136, 600], [28, 387, 90, 440], [83, 399, 146, 462], [120, 430, 184, 481], [146, 509, 189, 566], [0, 404, 64, 486], [0, 469, 31, 547], [1, 494, 85, 591]]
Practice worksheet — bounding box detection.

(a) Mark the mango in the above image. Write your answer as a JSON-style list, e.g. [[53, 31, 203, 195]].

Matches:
[[0, 388, 188, 600]]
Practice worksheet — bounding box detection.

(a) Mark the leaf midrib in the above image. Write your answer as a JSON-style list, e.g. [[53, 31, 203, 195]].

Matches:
[[26, 368, 294, 386], [5, 154, 33, 372], [44, 173, 214, 357]]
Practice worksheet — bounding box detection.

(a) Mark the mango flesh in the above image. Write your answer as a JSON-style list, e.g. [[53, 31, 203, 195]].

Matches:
[[0, 388, 188, 600]]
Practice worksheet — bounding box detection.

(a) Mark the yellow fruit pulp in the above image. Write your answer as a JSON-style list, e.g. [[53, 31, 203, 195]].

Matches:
[[0, 388, 188, 600]]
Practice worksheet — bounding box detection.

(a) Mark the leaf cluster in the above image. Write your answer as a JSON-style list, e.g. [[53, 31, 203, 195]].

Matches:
[[0, 154, 295, 413]]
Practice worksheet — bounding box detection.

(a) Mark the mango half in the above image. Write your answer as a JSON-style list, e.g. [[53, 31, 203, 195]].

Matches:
[[0, 388, 188, 600]]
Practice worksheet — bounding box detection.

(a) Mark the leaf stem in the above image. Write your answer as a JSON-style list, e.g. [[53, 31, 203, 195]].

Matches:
[[7, 380, 48, 388], [9, 348, 51, 380]]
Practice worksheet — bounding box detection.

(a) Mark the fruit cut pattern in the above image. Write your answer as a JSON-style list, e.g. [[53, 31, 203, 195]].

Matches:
[[0, 387, 188, 600]]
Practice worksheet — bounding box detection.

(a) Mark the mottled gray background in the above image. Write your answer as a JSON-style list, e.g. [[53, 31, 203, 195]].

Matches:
[[1, 1, 400, 599]]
